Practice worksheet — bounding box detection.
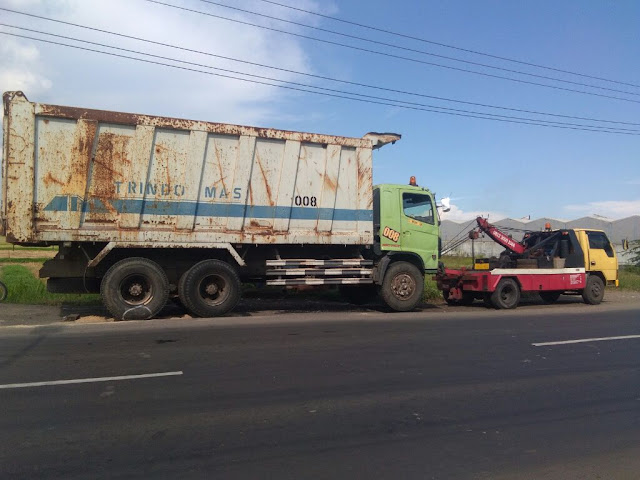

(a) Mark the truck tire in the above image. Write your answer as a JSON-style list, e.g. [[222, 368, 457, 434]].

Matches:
[[540, 291, 562, 304], [339, 284, 378, 305], [101, 257, 169, 320], [490, 278, 520, 309], [582, 275, 604, 305], [178, 260, 241, 317], [380, 261, 424, 312]]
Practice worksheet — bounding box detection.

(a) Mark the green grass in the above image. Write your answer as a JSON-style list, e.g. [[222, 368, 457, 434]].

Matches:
[[0, 264, 100, 305], [619, 265, 640, 290]]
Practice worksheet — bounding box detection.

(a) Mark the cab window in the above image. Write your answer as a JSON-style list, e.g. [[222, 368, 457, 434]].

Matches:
[[586, 231, 614, 257], [403, 193, 434, 225]]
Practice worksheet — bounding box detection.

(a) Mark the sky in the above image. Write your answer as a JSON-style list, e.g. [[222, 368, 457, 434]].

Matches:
[[1, 0, 638, 223]]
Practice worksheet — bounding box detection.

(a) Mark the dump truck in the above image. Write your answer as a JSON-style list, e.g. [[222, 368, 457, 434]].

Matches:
[[436, 217, 619, 309], [2, 91, 445, 319]]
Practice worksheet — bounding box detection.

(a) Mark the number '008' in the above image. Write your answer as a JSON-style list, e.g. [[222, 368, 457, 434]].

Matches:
[[294, 196, 317, 207]]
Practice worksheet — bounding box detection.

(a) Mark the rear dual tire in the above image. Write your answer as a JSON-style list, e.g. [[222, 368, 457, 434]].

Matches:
[[178, 260, 241, 318], [490, 278, 520, 309], [101, 258, 169, 320]]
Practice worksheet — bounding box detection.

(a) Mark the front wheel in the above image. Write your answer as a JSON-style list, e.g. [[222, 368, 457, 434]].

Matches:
[[178, 260, 241, 318], [582, 275, 605, 305], [490, 278, 520, 309], [380, 261, 424, 312], [101, 258, 169, 320]]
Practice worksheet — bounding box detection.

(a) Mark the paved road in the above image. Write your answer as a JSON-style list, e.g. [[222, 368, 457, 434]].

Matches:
[[1, 303, 640, 479]]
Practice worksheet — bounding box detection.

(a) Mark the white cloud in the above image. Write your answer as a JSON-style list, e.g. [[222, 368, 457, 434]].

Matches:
[[0, 37, 52, 96], [439, 202, 506, 223], [563, 199, 640, 219], [0, 0, 329, 125]]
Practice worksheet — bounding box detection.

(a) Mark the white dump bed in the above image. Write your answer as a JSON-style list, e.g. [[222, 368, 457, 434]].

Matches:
[[2, 92, 399, 247]]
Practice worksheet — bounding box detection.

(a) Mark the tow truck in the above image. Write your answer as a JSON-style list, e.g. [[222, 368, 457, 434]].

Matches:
[[436, 217, 619, 309]]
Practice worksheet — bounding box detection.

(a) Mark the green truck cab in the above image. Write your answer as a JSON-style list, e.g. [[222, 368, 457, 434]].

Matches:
[[374, 182, 442, 274]]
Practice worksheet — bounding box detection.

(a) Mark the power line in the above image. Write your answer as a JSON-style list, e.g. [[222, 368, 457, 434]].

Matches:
[[3, 25, 638, 135], [2, 7, 638, 127], [1, 30, 637, 136], [192, 0, 640, 98], [253, 0, 640, 89], [141, 0, 640, 105]]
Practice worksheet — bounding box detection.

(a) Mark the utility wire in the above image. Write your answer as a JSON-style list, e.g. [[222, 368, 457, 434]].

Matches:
[[193, 0, 640, 98], [253, 0, 640, 89], [2, 7, 638, 126], [141, 0, 640, 104], [2, 26, 637, 135]]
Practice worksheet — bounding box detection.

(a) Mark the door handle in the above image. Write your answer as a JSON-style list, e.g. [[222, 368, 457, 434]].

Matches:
[[590, 261, 596, 266]]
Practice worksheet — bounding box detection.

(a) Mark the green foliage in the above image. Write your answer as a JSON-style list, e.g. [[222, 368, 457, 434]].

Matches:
[[629, 240, 640, 267], [0, 264, 100, 305], [619, 265, 640, 290]]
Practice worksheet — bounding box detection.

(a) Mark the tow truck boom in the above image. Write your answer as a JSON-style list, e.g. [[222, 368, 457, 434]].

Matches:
[[475, 217, 526, 254]]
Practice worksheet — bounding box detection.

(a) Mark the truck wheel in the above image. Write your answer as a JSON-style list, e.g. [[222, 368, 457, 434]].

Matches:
[[101, 258, 169, 320], [582, 275, 604, 305], [178, 260, 241, 317], [540, 291, 562, 304], [380, 261, 424, 312], [490, 278, 520, 309], [339, 284, 378, 305]]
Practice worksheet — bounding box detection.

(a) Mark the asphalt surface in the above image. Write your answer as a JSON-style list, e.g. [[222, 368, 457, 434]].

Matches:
[[1, 300, 640, 479]]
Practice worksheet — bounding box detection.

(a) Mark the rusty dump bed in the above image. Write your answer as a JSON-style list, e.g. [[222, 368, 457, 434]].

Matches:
[[2, 91, 399, 247]]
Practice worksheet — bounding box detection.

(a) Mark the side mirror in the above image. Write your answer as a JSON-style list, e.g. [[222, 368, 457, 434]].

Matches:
[[438, 197, 451, 213]]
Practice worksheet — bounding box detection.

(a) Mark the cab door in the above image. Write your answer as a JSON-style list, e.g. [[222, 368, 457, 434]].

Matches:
[[585, 231, 618, 284], [399, 190, 439, 271]]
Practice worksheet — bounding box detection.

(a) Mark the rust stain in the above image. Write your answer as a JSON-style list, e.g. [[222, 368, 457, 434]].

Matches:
[[254, 152, 274, 206], [43, 172, 65, 187]]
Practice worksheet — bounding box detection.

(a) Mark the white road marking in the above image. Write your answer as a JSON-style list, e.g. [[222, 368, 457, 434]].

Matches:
[[533, 335, 640, 347], [0, 371, 183, 390]]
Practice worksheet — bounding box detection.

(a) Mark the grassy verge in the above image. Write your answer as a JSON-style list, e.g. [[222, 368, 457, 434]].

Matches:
[[0, 264, 100, 305], [619, 266, 640, 290]]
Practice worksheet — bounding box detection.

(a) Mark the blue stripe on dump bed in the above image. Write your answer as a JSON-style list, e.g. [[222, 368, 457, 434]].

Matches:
[[43, 196, 373, 222]]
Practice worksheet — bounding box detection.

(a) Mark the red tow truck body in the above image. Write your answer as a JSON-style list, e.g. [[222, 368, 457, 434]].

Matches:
[[436, 217, 616, 309]]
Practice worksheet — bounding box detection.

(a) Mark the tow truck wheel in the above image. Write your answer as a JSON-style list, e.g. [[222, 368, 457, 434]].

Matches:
[[101, 257, 169, 320], [178, 259, 241, 317], [490, 278, 520, 309], [380, 261, 424, 312], [582, 275, 605, 305]]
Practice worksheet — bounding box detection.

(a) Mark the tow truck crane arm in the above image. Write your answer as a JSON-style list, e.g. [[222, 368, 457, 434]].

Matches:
[[475, 217, 526, 255]]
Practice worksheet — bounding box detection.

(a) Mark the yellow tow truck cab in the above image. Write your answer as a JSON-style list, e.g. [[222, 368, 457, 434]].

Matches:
[[573, 229, 619, 287]]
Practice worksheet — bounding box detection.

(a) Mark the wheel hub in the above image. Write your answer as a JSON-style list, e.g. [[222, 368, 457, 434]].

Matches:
[[129, 283, 143, 297], [391, 273, 416, 298], [205, 282, 219, 296]]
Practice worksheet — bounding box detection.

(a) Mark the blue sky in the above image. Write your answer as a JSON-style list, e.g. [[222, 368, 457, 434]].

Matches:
[[1, 0, 638, 222]]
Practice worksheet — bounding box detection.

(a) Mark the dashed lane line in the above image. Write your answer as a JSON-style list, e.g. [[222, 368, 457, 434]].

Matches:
[[0, 371, 183, 389], [533, 335, 640, 347]]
